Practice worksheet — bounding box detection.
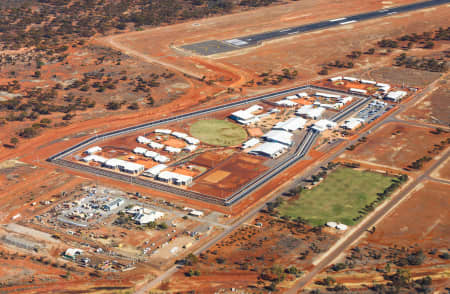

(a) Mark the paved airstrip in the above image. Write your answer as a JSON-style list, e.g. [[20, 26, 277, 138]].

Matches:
[[182, 0, 449, 56]]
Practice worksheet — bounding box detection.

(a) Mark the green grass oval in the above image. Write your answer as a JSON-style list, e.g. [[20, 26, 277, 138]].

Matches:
[[190, 119, 248, 147]]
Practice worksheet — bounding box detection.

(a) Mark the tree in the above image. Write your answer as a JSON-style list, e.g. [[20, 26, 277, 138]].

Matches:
[[128, 102, 139, 110], [106, 101, 122, 110], [318, 68, 328, 75], [33, 71, 41, 78], [184, 253, 198, 266], [424, 41, 434, 49], [322, 276, 336, 286], [10, 137, 19, 146]]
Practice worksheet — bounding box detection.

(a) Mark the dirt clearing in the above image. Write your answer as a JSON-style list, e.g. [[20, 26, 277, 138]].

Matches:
[[340, 122, 449, 170]]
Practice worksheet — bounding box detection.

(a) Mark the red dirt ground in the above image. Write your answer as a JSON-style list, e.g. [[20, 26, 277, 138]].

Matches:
[[340, 122, 449, 170], [192, 153, 269, 198], [400, 79, 450, 127]]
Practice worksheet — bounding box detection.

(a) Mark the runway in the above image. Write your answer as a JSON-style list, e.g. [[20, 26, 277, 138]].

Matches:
[[182, 0, 449, 56]]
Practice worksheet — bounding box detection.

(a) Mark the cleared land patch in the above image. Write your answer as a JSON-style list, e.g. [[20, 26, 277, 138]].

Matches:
[[279, 167, 394, 226], [341, 122, 449, 169], [401, 81, 450, 126], [190, 119, 247, 146]]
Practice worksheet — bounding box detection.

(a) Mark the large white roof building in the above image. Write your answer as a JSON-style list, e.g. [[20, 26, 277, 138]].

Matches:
[[172, 131, 188, 139], [273, 117, 307, 132], [229, 104, 263, 125], [142, 164, 168, 178], [154, 129, 172, 135], [133, 147, 148, 155], [341, 117, 364, 130], [249, 142, 287, 158], [275, 99, 298, 107], [263, 130, 293, 146], [148, 141, 164, 149], [82, 155, 107, 164], [104, 158, 145, 174], [296, 105, 326, 119], [312, 119, 337, 132], [85, 146, 102, 155], [242, 138, 260, 149], [385, 90, 407, 102], [137, 136, 152, 144], [157, 171, 193, 186]]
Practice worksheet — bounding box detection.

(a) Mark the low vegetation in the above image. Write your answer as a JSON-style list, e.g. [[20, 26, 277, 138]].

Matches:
[[278, 167, 396, 226], [190, 119, 247, 146]]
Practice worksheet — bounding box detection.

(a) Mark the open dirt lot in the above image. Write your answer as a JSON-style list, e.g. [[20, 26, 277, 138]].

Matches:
[[432, 156, 450, 181], [307, 180, 450, 293], [192, 153, 269, 198], [360, 67, 443, 88], [340, 122, 449, 170], [400, 77, 450, 126], [159, 213, 339, 292]]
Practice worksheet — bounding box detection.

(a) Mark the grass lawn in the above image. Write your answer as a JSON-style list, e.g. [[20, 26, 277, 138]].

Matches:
[[279, 167, 394, 226], [190, 119, 247, 146]]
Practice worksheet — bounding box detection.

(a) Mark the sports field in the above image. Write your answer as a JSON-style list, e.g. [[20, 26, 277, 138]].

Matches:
[[190, 119, 247, 146], [279, 167, 394, 226]]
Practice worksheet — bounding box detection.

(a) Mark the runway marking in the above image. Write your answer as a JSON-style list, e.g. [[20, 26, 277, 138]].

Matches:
[[340, 20, 357, 25], [329, 17, 347, 22]]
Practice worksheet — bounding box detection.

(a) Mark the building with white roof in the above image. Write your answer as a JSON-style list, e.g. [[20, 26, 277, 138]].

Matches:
[[157, 171, 193, 186], [64, 248, 83, 259], [189, 210, 204, 217], [133, 147, 148, 155], [263, 130, 293, 146], [339, 96, 353, 104], [297, 92, 308, 97], [376, 82, 391, 93], [85, 146, 102, 155], [296, 105, 326, 119], [241, 138, 260, 149], [349, 88, 367, 95], [273, 117, 307, 132], [183, 145, 198, 152], [284, 95, 298, 100], [134, 210, 164, 225], [82, 155, 107, 164], [341, 117, 364, 130], [360, 79, 377, 85], [137, 136, 152, 144], [154, 129, 172, 135], [326, 221, 338, 228], [165, 146, 182, 154], [246, 104, 263, 113], [275, 99, 298, 107], [154, 155, 170, 163], [385, 90, 407, 102], [142, 164, 168, 178], [148, 141, 164, 149], [312, 119, 337, 132], [184, 136, 200, 145], [144, 150, 159, 158], [249, 142, 287, 158], [172, 131, 188, 139], [315, 92, 341, 99], [343, 76, 359, 82], [336, 223, 348, 230], [329, 76, 342, 82], [229, 105, 263, 125], [104, 158, 144, 174]]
